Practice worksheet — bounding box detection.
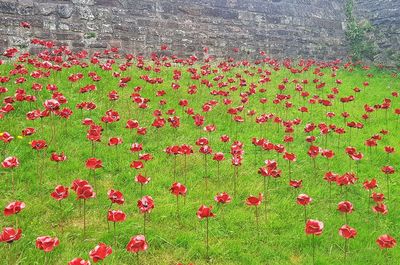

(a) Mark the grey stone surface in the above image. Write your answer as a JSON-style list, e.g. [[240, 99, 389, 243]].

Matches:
[[0, 0, 397, 64]]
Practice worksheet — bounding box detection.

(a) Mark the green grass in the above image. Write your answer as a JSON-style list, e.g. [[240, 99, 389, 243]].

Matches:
[[0, 57, 399, 265]]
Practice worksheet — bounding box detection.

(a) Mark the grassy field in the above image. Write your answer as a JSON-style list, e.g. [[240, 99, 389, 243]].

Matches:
[[0, 52, 399, 265]]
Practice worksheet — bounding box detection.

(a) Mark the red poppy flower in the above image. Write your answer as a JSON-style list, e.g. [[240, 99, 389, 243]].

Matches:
[[22, 127, 36, 136], [289, 179, 303, 188], [20, 21, 31, 28], [43, 99, 60, 111], [130, 160, 144, 169], [307, 145, 320, 158], [376, 234, 396, 249], [0, 227, 22, 243], [36, 236, 59, 252], [305, 219, 324, 235], [381, 166, 395, 174], [321, 149, 335, 159], [89, 242, 112, 263], [180, 145, 193, 155], [323, 171, 338, 182], [339, 225, 357, 239], [51, 185, 69, 201], [31, 140, 47, 150], [363, 179, 377, 190], [139, 153, 153, 161], [86, 158, 102, 169], [220, 135, 230, 142], [170, 182, 187, 196], [130, 143, 143, 153], [246, 193, 263, 206], [71, 179, 89, 192], [337, 201, 353, 213], [213, 152, 225, 161], [108, 137, 122, 146], [68, 258, 91, 265], [372, 203, 388, 215], [197, 205, 215, 219], [76, 184, 96, 199], [297, 194, 312, 206], [371, 192, 385, 203], [214, 192, 232, 204], [196, 137, 209, 146], [384, 146, 395, 154], [199, 145, 212, 155], [1, 156, 19, 168], [137, 196, 155, 213], [126, 235, 148, 253], [283, 152, 296, 162], [107, 210, 126, 222], [50, 152, 67, 162], [107, 189, 124, 205], [4, 201, 25, 216], [135, 174, 150, 185], [0, 132, 13, 143]]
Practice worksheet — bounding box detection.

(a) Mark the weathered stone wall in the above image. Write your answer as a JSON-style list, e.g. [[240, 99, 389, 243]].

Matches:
[[354, 0, 400, 65], [0, 0, 397, 63]]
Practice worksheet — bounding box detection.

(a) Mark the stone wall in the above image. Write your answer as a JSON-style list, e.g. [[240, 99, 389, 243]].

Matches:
[[0, 0, 397, 63], [354, 0, 400, 65]]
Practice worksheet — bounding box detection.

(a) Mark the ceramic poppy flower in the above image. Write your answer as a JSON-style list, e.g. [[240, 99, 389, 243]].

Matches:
[[20, 21, 31, 28], [139, 153, 153, 161], [0, 132, 13, 143], [297, 194, 312, 206], [199, 145, 212, 154], [381, 166, 395, 174], [126, 235, 148, 253], [50, 152, 67, 162], [135, 174, 150, 185], [21, 127, 36, 136], [372, 203, 388, 215], [1, 156, 19, 168], [108, 137, 123, 146], [197, 205, 215, 219], [137, 196, 155, 213], [85, 158, 102, 169], [76, 184, 96, 199], [68, 258, 91, 265], [363, 179, 377, 190], [4, 201, 25, 216], [43, 99, 60, 111], [107, 189, 124, 205], [305, 219, 324, 235], [130, 160, 144, 169], [89, 242, 112, 263], [0, 227, 22, 243], [337, 201, 353, 213], [289, 179, 303, 188], [71, 179, 89, 192], [220, 135, 230, 142], [339, 225, 357, 239], [213, 152, 225, 161], [170, 182, 187, 196], [371, 192, 385, 203], [376, 234, 396, 249], [50, 185, 69, 201], [214, 192, 232, 204], [283, 152, 296, 162], [31, 140, 47, 150], [384, 146, 395, 154], [36, 236, 59, 252], [107, 210, 126, 222], [130, 143, 143, 152], [246, 193, 263, 206]]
